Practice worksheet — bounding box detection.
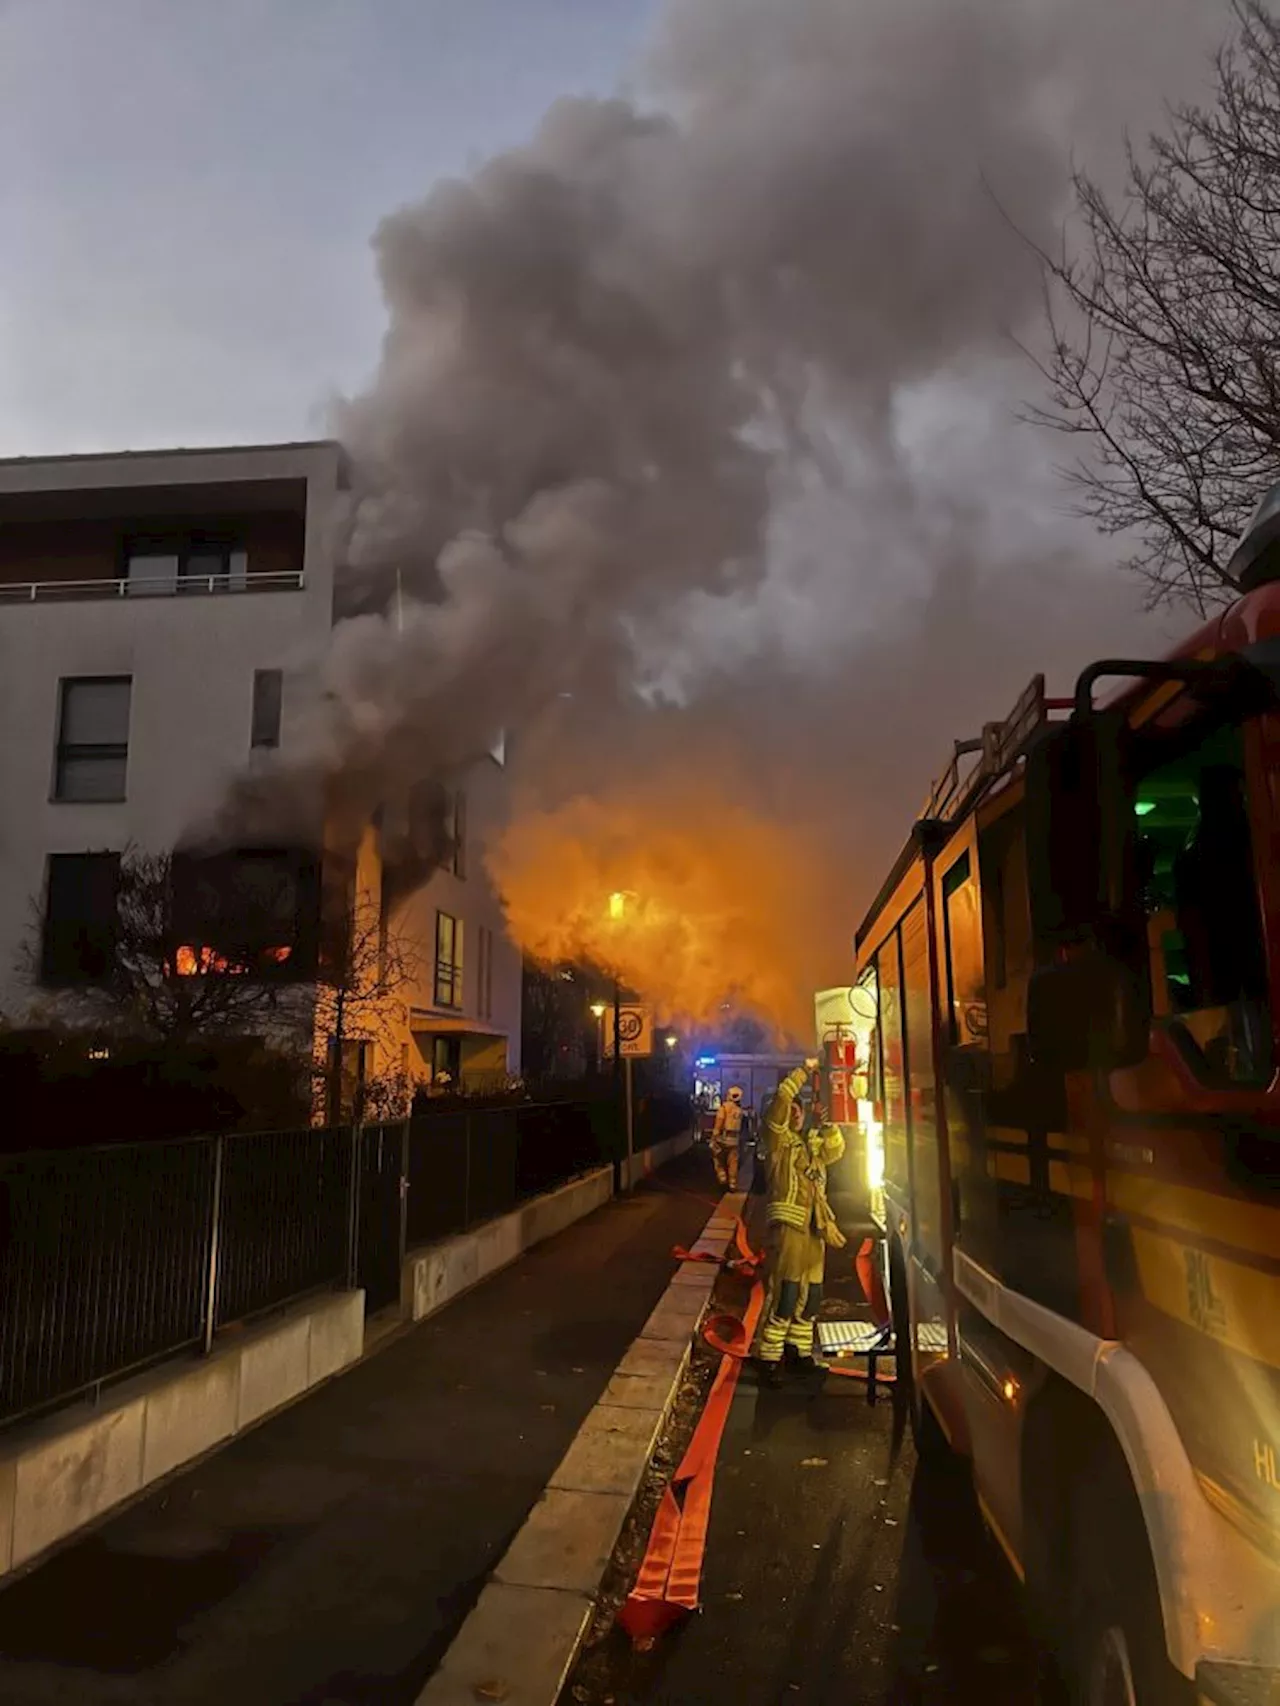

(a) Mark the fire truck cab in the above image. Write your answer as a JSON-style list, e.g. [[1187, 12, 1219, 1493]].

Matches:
[[853, 500, 1280, 1704]]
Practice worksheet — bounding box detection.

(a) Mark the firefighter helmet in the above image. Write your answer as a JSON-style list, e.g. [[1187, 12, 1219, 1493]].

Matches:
[[727, 1086, 743, 1102]]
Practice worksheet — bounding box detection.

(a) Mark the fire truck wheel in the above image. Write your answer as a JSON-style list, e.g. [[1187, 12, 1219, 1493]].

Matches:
[[1065, 1459, 1194, 1706], [888, 1240, 949, 1463]]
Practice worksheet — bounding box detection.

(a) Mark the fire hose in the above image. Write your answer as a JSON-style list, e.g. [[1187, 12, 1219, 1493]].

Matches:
[[617, 1216, 893, 1645]]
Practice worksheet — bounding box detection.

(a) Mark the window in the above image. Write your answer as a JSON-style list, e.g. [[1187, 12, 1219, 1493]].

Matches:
[[124, 534, 246, 596], [875, 930, 907, 1197], [1134, 720, 1270, 1085], [942, 853, 986, 1046], [41, 852, 120, 985], [124, 546, 180, 595], [54, 677, 131, 802], [447, 790, 467, 878], [432, 1035, 461, 1080], [327, 1036, 370, 1124], [169, 847, 317, 979], [901, 898, 943, 1264], [477, 925, 495, 1020], [853, 965, 881, 1105], [434, 910, 464, 1008], [251, 669, 283, 749]]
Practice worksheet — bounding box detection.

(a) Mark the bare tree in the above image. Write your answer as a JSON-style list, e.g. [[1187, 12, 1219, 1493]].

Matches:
[[26, 849, 284, 1047], [1029, 2, 1280, 611], [313, 890, 422, 1123]]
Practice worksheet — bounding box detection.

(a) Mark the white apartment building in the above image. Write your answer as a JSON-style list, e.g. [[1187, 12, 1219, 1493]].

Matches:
[[0, 441, 522, 1096]]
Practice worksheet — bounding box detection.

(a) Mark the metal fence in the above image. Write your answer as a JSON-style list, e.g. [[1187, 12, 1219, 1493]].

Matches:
[[213, 1126, 354, 1328], [0, 1087, 692, 1431], [403, 1100, 606, 1248], [0, 1127, 353, 1431]]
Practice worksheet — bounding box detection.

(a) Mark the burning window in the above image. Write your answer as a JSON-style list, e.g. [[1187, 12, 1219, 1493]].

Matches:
[[170, 849, 318, 980]]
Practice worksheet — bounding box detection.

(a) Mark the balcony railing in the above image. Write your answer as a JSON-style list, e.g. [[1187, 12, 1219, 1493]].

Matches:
[[0, 570, 305, 604]]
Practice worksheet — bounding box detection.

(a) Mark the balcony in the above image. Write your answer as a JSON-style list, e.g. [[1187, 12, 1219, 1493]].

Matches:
[[0, 569, 305, 604]]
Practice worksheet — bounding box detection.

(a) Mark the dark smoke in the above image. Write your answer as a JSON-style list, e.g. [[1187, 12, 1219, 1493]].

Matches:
[[215, 0, 1230, 999]]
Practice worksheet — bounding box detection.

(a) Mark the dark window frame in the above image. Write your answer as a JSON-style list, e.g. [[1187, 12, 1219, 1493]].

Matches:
[[53, 675, 132, 803], [434, 910, 464, 1009], [250, 669, 283, 749], [121, 530, 245, 593], [477, 924, 495, 1020], [169, 846, 319, 982], [449, 790, 467, 879], [40, 851, 121, 986], [1133, 716, 1272, 1088], [941, 851, 986, 1047]]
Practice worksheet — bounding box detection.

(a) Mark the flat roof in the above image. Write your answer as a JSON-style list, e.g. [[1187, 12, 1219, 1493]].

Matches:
[[0, 439, 341, 468]]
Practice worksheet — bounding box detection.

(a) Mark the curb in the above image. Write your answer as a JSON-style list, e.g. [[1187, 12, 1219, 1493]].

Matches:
[[413, 1187, 746, 1706]]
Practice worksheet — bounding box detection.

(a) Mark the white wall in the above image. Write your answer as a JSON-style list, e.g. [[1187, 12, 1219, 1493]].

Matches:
[[0, 443, 343, 1017], [391, 750, 523, 1077], [0, 439, 524, 1076]]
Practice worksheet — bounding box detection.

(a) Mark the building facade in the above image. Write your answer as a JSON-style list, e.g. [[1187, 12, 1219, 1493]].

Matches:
[[0, 441, 522, 1102]]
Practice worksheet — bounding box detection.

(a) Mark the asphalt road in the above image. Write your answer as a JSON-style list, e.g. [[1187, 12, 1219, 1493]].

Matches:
[[566, 1213, 1050, 1706], [0, 1154, 712, 1706]]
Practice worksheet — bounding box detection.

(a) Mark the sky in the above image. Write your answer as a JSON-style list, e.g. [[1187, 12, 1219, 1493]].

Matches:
[[0, 0, 652, 456], [1, 0, 1242, 1024]]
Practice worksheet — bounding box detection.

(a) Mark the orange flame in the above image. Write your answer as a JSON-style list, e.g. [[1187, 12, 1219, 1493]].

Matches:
[[172, 943, 292, 976], [488, 782, 842, 1040]]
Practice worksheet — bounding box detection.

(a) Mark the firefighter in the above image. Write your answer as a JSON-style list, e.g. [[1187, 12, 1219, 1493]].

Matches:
[[753, 1058, 847, 1388], [710, 1086, 745, 1189]]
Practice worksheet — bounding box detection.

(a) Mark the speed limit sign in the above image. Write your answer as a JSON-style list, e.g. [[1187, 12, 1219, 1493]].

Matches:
[[603, 1004, 653, 1057]]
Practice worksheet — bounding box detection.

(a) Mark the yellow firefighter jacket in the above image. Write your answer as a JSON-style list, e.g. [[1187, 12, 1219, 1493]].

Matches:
[[711, 1100, 744, 1141], [764, 1068, 846, 1246]]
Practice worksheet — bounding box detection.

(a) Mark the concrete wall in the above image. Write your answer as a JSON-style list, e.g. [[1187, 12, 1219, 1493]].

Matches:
[[619, 1125, 695, 1192], [0, 1146, 684, 1586], [0, 1287, 363, 1583], [0, 442, 345, 1017], [402, 1166, 614, 1324]]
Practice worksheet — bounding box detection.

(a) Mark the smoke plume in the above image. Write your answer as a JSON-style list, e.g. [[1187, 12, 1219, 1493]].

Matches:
[[226, 0, 1231, 1036]]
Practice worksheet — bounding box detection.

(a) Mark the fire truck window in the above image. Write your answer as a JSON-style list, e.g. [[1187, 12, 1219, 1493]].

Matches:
[[942, 854, 987, 1047], [875, 931, 908, 1198], [853, 968, 881, 1104], [1133, 721, 1271, 1086], [978, 809, 1031, 1073], [902, 899, 943, 1266]]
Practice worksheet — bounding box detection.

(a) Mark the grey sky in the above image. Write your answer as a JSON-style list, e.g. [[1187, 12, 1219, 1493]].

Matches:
[[0, 0, 650, 455]]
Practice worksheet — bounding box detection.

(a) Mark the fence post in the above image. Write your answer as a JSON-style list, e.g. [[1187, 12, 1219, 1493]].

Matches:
[[346, 1123, 362, 1291], [464, 1114, 473, 1230], [398, 1119, 410, 1273], [203, 1135, 224, 1356]]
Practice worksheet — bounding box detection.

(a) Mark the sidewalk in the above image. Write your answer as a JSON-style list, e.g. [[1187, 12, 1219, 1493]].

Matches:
[[0, 1152, 713, 1706], [565, 1191, 1045, 1706]]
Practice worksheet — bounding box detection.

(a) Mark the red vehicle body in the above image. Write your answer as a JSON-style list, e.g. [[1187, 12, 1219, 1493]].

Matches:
[[853, 569, 1280, 1703]]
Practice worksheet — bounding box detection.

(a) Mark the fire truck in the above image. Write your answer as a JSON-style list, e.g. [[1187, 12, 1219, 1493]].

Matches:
[[850, 492, 1280, 1705]]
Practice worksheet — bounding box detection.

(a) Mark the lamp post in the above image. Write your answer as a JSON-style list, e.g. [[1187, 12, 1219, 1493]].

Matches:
[[589, 1001, 606, 1076], [607, 892, 633, 1188]]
